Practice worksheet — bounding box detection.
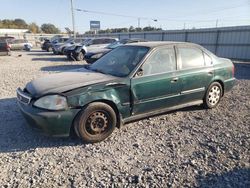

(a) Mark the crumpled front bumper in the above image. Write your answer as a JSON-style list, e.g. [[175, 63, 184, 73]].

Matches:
[[18, 101, 80, 137]]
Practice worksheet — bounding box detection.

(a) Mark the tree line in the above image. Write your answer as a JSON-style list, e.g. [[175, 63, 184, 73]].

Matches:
[[0, 18, 61, 34], [0, 18, 163, 34], [85, 26, 162, 34]]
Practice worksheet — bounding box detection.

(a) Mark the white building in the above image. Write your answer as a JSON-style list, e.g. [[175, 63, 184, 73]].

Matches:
[[0, 28, 29, 35]]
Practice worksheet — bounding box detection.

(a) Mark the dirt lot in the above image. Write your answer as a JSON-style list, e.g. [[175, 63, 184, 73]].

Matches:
[[0, 50, 249, 187]]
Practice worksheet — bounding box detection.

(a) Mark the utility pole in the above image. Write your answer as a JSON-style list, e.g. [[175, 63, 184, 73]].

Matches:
[[138, 18, 141, 28], [70, 0, 76, 38], [215, 19, 218, 28]]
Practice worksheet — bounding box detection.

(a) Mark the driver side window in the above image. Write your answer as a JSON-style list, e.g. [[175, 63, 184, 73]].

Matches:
[[141, 47, 176, 76]]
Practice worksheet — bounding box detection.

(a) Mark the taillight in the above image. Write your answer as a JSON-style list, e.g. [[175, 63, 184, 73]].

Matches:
[[6, 44, 10, 49], [232, 64, 235, 77]]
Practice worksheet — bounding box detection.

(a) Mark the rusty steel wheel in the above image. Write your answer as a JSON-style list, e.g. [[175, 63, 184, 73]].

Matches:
[[75, 102, 117, 143], [85, 111, 110, 135]]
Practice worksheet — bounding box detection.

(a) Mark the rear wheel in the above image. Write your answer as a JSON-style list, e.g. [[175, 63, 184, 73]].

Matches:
[[75, 102, 117, 143], [203, 82, 223, 108]]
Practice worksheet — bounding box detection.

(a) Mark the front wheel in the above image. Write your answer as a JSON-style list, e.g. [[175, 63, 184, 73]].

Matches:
[[74, 102, 117, 143], [203, 82, 223, 109], [76, 51, 84, 61], [47, 46, 52, 52]]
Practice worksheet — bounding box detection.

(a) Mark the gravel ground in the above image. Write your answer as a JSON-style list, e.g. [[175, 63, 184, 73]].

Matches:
[[0, 51, 249, 187]]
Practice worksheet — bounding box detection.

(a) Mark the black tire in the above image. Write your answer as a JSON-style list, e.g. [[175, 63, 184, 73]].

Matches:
[[61, 47, 65, 54], [67, 55, 73, 61], [203, 82, 223, 109], [74, 102, 117, 143], [76, 51, 84, 61]]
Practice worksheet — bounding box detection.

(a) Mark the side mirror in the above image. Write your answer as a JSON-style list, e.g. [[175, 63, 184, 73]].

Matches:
[[136, 68, 143, 77]]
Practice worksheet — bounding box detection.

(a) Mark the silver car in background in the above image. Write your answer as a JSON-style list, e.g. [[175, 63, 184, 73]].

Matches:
[[52, 38, 86, 55], [8, 39, 33, 50]]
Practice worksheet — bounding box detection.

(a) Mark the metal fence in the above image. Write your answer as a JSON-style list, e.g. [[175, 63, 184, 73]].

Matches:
[[0, 33, 69, 47], [84, 25, 250, 60], [1, 25, 250, 60]]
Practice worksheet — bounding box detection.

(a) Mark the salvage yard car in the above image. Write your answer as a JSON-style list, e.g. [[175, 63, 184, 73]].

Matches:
[[65, 37, 118, 61], [0, 40, 11, 56], [85, 38, 148, 64], [52, 38, 86, 55], [8, 39, 32, 50], [17, 42, 235, 143]]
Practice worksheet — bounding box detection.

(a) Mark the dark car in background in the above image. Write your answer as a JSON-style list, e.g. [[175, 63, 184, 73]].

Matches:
[[17, 42, 235, 143], [0, 40, 11, 56], [41, 39, 52, 51], [64, 37, 118, 61], [85, 38, 148, 64]]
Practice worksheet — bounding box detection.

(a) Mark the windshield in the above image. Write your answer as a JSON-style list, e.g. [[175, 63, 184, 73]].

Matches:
[[88, 46, 149, 77], [65, 38, 74, 43]]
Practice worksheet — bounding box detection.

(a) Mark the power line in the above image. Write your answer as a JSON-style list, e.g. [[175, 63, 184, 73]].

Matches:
[[75, 7, 249, 23], [160, 4, 247, 20], [74, 5, 249, 31], [75, 8, 158, 21]]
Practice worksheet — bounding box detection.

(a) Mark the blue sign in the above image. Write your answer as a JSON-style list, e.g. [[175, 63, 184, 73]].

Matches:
[[90, 21, 100, 30]]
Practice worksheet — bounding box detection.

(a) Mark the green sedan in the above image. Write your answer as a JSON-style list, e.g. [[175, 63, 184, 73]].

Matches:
[[17, 42, 235, 143]]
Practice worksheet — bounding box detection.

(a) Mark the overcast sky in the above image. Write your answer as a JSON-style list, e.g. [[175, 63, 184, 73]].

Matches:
[[0, 0, 249, 32]]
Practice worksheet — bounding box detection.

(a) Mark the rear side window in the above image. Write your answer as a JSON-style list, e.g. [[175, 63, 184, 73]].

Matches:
[[178, 47, 205, 69], [204, 52, 213, 66], [92, 39, 102, 44]]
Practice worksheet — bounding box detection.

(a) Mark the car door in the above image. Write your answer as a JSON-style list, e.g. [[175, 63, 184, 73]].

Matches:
[[131, 46, 182, 115], [175, 45, 214, 103]]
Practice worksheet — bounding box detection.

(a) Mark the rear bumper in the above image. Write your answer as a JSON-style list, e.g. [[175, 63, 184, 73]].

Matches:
[[18, 101, 80, 137], [224, 77, 236, 93]]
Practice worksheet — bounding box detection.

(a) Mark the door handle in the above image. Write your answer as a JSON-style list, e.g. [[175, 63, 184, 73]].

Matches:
[[171, 77, 179, 83]]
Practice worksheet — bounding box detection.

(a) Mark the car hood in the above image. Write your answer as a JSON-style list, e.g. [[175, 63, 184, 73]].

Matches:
[[26, 68, 116, 97]]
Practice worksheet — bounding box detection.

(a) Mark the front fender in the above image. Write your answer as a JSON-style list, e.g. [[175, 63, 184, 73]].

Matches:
[[66, 84, 131, 119]]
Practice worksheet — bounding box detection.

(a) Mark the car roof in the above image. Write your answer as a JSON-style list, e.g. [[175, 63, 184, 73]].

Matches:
[[125, 41, 196, 48], [92, 37, 118, 40]]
